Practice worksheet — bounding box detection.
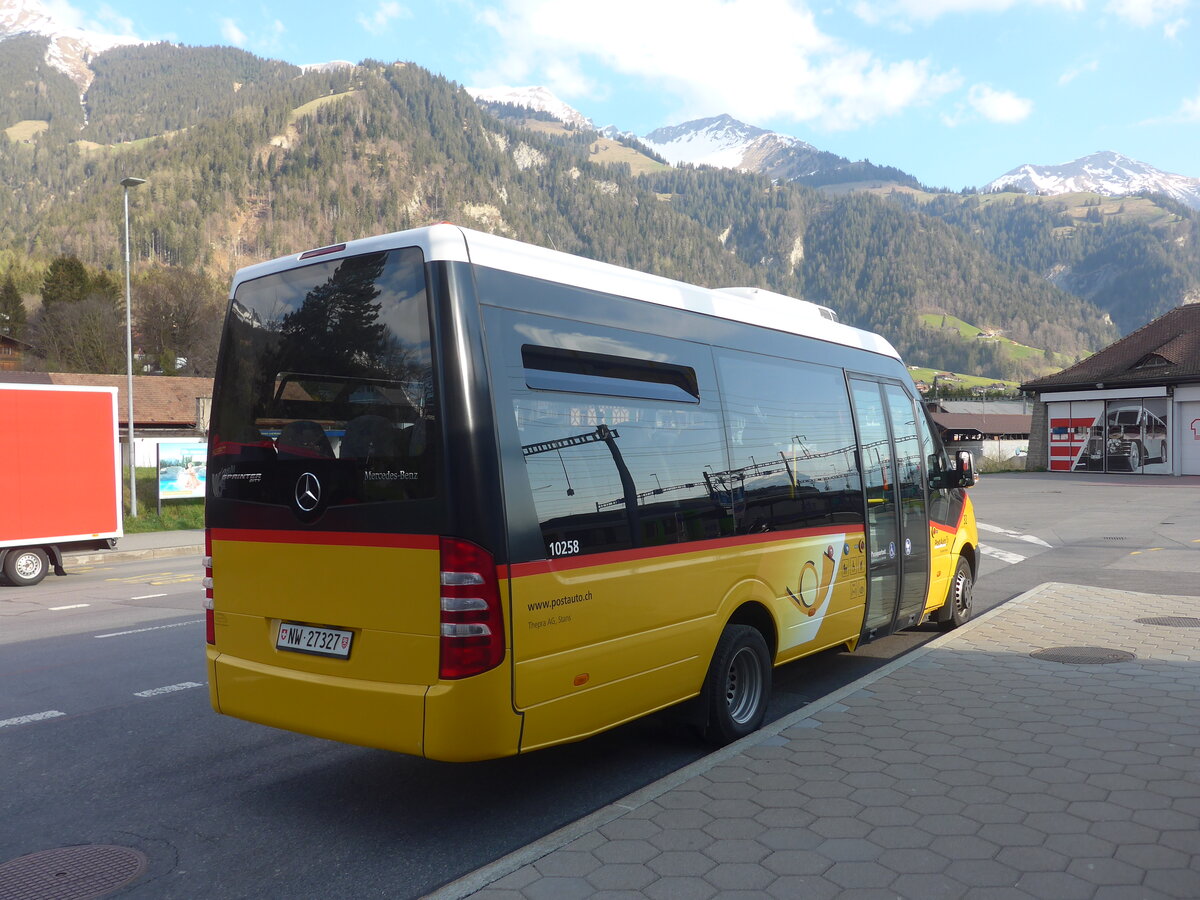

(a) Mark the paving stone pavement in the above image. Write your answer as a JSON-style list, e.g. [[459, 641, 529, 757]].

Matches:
[[430, 582, 1200, 900]]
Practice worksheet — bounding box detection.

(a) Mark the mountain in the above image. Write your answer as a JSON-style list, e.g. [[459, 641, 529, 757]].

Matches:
[[465, 85, 593, 130], [0, 0, 141, 90], [642, 113, 920, 189], [1, 20, 1191, 382], [986, 151, 1200, 210]]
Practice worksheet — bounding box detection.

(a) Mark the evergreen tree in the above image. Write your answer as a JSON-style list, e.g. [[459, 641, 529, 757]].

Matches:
[[41, 256, 91, 306]]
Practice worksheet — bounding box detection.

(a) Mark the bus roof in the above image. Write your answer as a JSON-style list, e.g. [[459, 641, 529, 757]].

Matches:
[[232, 224, 901, 361]]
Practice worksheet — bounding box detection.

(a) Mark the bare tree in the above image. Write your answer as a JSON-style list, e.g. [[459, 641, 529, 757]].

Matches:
[[133, 267, 227, 376]]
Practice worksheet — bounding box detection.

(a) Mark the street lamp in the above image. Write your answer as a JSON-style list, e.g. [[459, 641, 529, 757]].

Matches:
[[121, 176, 146, 517]]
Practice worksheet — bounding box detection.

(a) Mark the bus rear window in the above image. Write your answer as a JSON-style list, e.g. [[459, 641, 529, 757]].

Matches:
[[208, 247, 437, 508]]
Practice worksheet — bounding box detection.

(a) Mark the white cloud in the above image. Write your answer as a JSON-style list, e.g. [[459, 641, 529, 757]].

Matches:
[[1163, 17, 1188, 37], [41, 0, 87, 30], [95, 4, 137, 37], [474, 0, 959, 131], [220, 18, 247, 47], [853, 0, 1084, 24], [1181, 87, 1200, 121], [1144, 85, 1200, 123], [1105, 0, 1188, 27], [1058, 59, 1099, 85], [357, 1, 411, 34], [967, 84, 1033, 122]]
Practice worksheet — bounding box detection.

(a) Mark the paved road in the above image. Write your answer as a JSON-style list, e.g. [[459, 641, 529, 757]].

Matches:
[[0, 473, 1196, 898]]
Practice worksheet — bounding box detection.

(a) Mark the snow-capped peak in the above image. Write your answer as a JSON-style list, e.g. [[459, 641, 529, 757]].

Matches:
[[0, 0, 142, 90], [466, 85, 593, 130], [642, 114, 812, 170], [986, 150, 1200, 210]]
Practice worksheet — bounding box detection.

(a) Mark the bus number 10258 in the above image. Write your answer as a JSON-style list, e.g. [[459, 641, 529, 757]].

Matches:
[[549, 540, 580, 557]]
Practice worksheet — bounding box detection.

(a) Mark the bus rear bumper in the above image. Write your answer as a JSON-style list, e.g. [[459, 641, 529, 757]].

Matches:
[[206, 650, 523, 761], [207, 649, 428, 756]]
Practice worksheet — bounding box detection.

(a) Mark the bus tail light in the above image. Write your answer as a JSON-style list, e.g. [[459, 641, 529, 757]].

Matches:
[[204, 531, 215, 645], [439, 537, 505, 679]]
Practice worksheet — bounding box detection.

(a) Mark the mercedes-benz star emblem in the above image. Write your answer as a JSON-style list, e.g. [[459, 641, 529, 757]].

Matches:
[[295, 472, 321, 512]]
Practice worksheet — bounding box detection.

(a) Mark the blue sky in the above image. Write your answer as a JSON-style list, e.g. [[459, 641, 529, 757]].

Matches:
[[47, 0, 1200, 189]]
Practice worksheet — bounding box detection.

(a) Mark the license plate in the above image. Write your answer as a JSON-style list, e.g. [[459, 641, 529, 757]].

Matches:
[[276, 622, 353, 659]]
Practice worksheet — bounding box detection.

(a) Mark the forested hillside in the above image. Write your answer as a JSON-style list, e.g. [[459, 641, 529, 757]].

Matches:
[[885, 192, 1200, 334], [3, 42, 1192, 380], [83, 44, 301, 144], [0, 34, 82, 130]]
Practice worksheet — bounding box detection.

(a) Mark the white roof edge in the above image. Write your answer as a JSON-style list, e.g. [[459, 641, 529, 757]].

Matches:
[[230, 224, 900, 361], [0, 382, 119, 394]]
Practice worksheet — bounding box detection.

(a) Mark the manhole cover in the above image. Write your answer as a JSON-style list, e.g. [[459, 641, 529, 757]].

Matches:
[[1030, 646, 1135, 665], [1136, 616, 1200, 628], [0, 845, 147, 900]]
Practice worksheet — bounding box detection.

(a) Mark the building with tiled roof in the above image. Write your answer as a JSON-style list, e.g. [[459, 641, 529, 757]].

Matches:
[[1020, 304, 1200, 476]]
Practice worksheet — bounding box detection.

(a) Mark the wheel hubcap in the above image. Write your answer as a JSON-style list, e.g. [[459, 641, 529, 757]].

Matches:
[[15, 553, 42, 579], [954, 573, 972, 617], [725, 646, 763, 725]]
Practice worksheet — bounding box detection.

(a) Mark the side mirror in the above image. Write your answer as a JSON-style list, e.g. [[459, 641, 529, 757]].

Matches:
[[953, 450, 977, 488]]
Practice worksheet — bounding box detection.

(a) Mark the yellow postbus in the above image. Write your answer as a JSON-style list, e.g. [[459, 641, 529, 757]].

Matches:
[[204, 224, 978, 762]]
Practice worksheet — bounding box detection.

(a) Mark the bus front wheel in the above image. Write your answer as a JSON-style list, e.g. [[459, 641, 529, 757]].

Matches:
[[701, 624, 771, 745], [937, 557, 973, 630]]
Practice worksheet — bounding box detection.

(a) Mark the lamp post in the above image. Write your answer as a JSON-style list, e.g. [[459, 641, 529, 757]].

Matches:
[[121, 176, 146, 517]]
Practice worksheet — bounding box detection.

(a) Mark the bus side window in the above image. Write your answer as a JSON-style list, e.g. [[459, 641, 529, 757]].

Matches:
[[715, 350, 863, 533]]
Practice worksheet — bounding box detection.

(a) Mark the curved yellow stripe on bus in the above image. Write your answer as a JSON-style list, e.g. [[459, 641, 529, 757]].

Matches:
[[509, 528, 867, 751]]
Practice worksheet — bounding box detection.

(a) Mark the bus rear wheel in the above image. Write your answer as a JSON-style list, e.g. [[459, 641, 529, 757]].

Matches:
[[701, 624, 771, 745]]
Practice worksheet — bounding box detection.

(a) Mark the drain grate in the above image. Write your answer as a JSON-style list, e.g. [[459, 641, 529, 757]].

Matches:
[[1030, 646, 1135, 665], [0, 845, 147, 900], [1136, 616, 1200, 628]]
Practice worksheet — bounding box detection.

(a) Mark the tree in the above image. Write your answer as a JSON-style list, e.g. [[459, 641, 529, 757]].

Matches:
[[133, 266, 226, 376], [30, 259, 126, 373], [30, 297, 125, 373], [41, 255, 91, 306], [0, 274, 26, 339]]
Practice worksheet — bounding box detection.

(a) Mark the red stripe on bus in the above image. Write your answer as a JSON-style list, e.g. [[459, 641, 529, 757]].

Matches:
[[1050, 460, 1073, 470], [501, 525, 864, 579], [206, 528, 439, 550], [1050, 446, 1079, 456]]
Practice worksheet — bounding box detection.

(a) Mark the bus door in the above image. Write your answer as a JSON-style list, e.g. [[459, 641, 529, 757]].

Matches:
[[883, 383, 930, 629], [845, 378, 904, 640], [848, 378, 932, 639]]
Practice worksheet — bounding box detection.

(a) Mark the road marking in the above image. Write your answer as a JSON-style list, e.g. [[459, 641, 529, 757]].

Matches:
[[95, 619, 202, 639], [980, 544, 1026, 565], [106, 572, 200, 586], [977, 523, 1052, 547], [0, 710, 66, 728], [49, 604, 90, 611], [134, 682, 203, 698], [131, 593, 168, 600]]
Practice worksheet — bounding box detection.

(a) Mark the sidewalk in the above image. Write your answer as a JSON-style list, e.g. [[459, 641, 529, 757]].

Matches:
[[432, 583, 1200, 900], [62, 530, 204, 567]]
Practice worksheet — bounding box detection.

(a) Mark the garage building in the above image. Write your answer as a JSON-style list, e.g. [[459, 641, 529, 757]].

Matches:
[[1022, 304, 1200, 476]]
